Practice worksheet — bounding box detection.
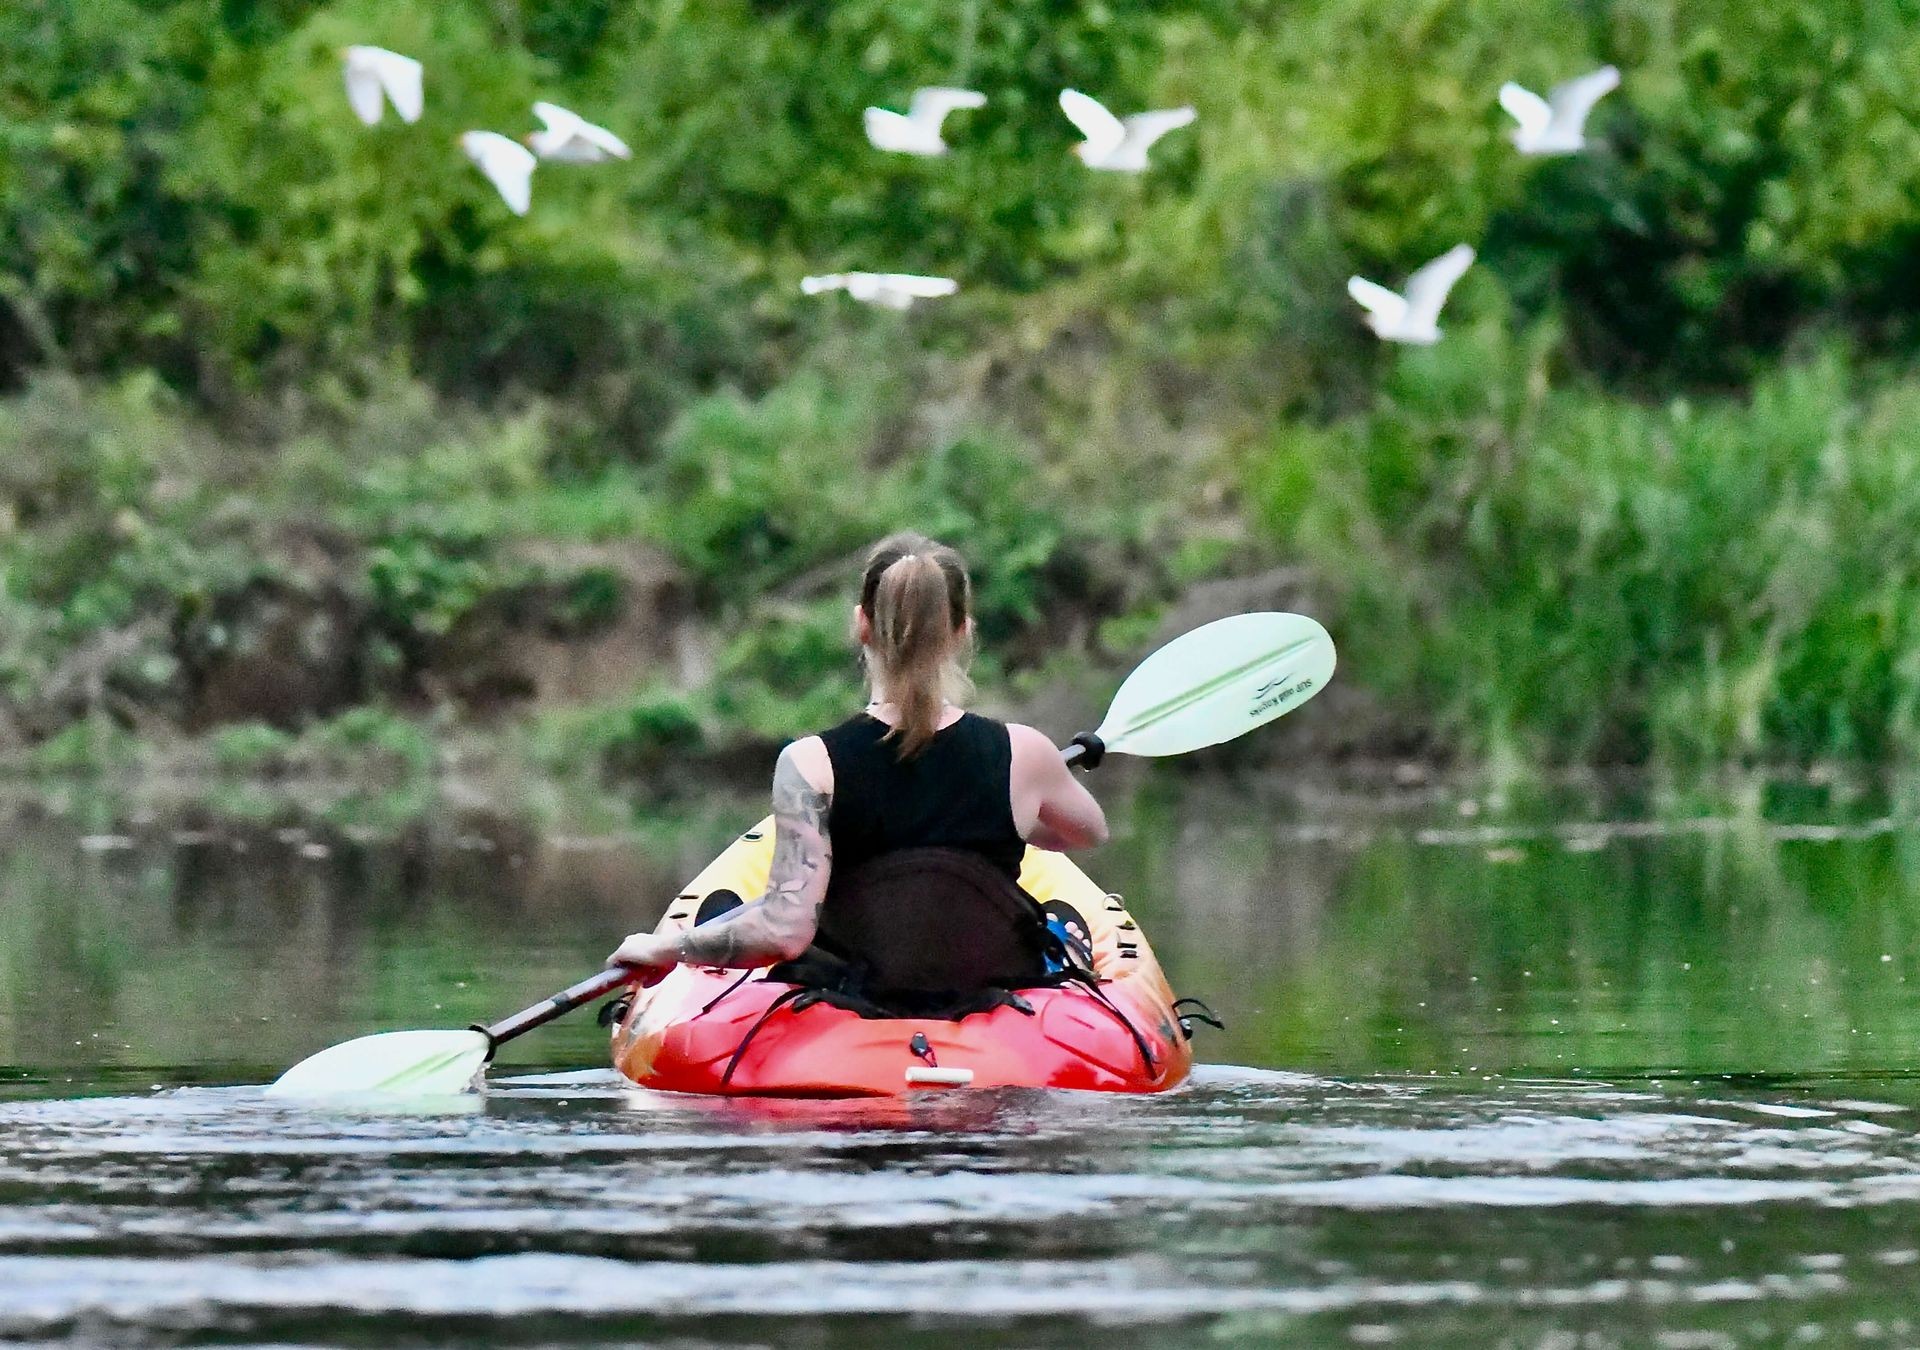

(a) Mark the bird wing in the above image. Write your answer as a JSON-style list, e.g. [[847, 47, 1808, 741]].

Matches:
[[864, 107, 914, 149], [1120, 106, 1196, 155], [800, 275, 846, 295], [1547, 64, 1619, 133], [875, 274, 958, 298], [1059, 89, 1127, 159], [343, 56, 387, 126], [1401, 244, 1474, 325], [1497, 83, 1551, 139], [531, 101, 582, 136], [908, 86, 987, 127], [1347, 276, 1408, 325], [577, 117, 631, 159], [465, 132, 536, 216], [362, 49, 423, 124]]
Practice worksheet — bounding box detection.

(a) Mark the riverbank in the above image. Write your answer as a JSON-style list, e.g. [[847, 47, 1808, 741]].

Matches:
[[10, 3, 1920, 771], [13, 343, 1920, 780]]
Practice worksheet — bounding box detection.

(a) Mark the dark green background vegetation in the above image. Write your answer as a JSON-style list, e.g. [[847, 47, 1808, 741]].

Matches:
[[4, 0, 1920, 769]]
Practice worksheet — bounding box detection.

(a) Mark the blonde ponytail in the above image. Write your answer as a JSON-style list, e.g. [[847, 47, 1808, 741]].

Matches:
[[859, 533, 974, 758]]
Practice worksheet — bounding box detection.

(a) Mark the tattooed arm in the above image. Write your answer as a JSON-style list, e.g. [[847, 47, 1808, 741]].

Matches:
[[671, 743, 832, 965], [608, 739, 833, 973]]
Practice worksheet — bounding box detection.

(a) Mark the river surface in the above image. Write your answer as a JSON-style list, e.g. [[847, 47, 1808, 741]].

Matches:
[[6, 768, 1920, 1345]]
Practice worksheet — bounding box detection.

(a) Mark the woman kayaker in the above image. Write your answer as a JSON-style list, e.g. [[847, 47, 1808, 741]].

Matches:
[[608, 531, 1108, 992]]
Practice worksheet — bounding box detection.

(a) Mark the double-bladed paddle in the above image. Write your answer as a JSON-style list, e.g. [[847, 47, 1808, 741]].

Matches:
[[265, 610, 1335, 1098]]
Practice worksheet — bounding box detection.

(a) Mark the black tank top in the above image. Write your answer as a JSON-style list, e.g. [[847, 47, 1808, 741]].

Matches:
[[817, 712, 1027, 885]]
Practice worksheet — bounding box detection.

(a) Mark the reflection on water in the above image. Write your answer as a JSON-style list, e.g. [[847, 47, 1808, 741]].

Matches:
[[6, 1070, 1920, 1345], [7, 768, 1920, 1343]]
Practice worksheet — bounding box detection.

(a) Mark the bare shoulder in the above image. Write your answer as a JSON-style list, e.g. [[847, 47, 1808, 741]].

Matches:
[[777, 735, 834, 795], [1005, 722, 1061, 772]]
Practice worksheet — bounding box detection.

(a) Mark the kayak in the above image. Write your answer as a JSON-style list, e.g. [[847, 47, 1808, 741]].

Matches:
[[610, 819, 1193, 1096]]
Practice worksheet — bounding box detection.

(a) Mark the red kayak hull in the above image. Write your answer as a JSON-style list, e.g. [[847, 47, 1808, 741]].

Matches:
[[616, 964, 1189, 1097], [611, 820, 1193, 1097]]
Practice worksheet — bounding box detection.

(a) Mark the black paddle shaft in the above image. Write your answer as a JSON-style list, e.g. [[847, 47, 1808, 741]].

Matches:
[[474, 967, 631, 1052]]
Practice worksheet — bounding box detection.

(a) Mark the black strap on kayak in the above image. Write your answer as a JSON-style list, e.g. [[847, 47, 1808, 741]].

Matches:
[[1036, 912, 1157, 1074], [1058, 966, 1156, 1073], [697, 968, 758, 1018], [717, 985, 812, 1088], [1173, 997, 1225, 1040], [762, 946, 1036, 1021]]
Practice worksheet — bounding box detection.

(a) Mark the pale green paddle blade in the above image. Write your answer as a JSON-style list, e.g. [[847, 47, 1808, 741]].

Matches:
[[1096, 612, 1335, 758], [265, 1029, 491, 1099]]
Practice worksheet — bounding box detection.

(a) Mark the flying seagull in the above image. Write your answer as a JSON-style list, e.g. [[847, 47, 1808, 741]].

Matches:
[[1499, 66, 1620, 156], [1058, 89, 1194, 172], [863, 87, 987, 156], [342, 46, 423, 127], [526, 101, 631, 163], [460, 131, 537, 216], [1347, 244, 1475, 345], [800, 273, 958, 311]]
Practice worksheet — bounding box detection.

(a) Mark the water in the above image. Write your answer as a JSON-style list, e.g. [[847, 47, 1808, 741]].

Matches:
[[7, 769, 1920, 1345]]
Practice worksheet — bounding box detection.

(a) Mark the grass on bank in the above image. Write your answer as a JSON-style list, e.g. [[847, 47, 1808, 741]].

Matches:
[[1259, 333, 1920, 766]]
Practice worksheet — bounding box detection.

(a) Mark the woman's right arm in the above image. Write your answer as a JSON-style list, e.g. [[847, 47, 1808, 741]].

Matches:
[[608, 738, 833, 972], [1009, 723, 1109, 852]]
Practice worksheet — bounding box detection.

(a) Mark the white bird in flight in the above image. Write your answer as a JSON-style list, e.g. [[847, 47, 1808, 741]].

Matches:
[[1347, 244, 1476, 345], [526, 101, 631, 163], [1058, 89, 1195, 172], [460, 131, 537, 216], [1499, 66, 1620, 156], [863, 87, 987, 156], [800, 273, 958, 311], [341, 46, 423, 127]]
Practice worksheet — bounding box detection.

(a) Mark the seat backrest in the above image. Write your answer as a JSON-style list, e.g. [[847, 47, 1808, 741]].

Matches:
[[814, 847, 1050, 995]]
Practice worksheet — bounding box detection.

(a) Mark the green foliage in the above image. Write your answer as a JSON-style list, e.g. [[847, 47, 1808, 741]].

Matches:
[[652, 361, 1152, 659], [208, 720, 296, 772], [22, 716, 142, 774], [654, 370, 896, 595], [7, 0, 1920, 767], [708, 602, 866, 741], [304, 705, 437, 775], [900, 432, 1070, 645], [535, 687, 709, 776], [1257, 337, 1920, 764], [365, 531, 501, 640], [9, 0, 1920, 409], [553, 567, 624, 632]]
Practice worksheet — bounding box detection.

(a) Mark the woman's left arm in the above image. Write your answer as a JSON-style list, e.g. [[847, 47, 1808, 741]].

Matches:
[[608, 741, 833, 974]]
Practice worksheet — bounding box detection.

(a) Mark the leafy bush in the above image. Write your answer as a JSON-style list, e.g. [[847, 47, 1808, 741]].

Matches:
[[707, 602, 866, 742], [305, 705, 437, 776], [209, 720, 296, 772], [365, 531, 504, 641], [21, 716, 141, 773], [653, 371, 897, 596], [9, 0, 1920, 769], [1256, 335, 1920, 763]]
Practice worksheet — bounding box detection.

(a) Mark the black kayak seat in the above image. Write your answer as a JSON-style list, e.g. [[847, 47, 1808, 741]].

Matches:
[[810, 846, 1052, 1000], [720, 847, 1156, 1087]]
